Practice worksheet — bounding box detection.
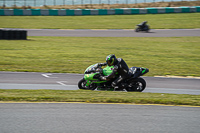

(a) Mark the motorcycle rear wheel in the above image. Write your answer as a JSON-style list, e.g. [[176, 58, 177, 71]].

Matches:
[[145, 26, 150, 32], [127, 77, 146, 92], [78, 78, 97, 90]]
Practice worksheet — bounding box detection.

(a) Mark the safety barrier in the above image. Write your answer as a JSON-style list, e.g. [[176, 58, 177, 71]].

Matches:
[[0, 6, 199, 16], [0, 29, 27, 40]]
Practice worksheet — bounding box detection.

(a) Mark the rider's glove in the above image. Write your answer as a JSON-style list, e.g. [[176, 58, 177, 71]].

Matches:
[[98, 63, 107, 67]]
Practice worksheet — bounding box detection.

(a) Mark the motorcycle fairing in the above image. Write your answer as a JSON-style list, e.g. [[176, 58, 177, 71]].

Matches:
[[102, 65, 115, 76], [84, 64, 116, 87], [129, 67, 149, 78], [84, 63, 99, 74]]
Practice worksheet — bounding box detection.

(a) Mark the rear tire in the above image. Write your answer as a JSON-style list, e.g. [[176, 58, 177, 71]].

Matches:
[[78, 78, 97, 90], [127, 77, 146, 92], [146, 25, 150, 32]]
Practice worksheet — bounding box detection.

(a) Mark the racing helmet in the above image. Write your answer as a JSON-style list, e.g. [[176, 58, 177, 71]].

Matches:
[[106, 54, 117, 66]]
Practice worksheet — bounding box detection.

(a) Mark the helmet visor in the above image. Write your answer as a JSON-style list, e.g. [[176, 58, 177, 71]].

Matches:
[[107, 59, 114, 66]]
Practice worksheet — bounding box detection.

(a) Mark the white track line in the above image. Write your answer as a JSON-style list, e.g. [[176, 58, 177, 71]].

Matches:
[[57, 81, 68, 86], [41, 74, 58, 78]]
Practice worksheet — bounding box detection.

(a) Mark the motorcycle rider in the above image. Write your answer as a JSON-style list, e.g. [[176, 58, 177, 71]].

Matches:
[[99, 54, 131, 89], [138, 21, 147, 29]]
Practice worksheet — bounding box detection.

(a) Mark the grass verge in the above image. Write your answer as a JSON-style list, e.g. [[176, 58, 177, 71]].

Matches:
[[0, 89, 200, 106], [0, 36, 200, 76], [0, 13, 200, 29]]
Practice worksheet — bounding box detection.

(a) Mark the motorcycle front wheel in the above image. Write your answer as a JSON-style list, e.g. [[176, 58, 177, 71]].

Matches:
[[135, 27, 140, 32], [78, 78, 97, 90], [127, 77, 146, 92]]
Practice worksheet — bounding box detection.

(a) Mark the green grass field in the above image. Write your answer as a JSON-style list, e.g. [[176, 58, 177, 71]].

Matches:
[[0, 13, 200, 29], [0, 89, 200, 106], [0, 36, 200, 76]]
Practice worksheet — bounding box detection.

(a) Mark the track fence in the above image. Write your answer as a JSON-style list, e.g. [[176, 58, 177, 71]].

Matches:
[[0, 0, 199, 7]]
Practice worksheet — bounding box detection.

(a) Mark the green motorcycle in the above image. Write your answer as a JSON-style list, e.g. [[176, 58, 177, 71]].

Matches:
[[78, 63, 149, 92]]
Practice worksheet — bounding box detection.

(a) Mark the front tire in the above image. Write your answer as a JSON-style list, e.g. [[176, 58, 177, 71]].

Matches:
[[78, 78, 97, 90], [135, 27, 140, 32], [127, 77, 146, 92]]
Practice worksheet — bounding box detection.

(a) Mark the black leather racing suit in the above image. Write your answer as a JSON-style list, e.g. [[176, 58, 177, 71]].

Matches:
[[105, 58, 131, 87]]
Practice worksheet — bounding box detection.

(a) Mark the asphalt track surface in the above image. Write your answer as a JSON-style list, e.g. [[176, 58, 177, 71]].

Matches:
[[0, 103, 200, 133], [0, 72, 200, 95], [27, 28, 200, 37]]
